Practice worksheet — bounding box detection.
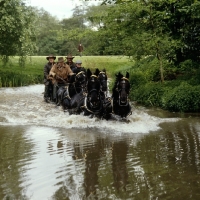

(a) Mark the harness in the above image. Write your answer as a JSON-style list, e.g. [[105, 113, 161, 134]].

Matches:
[[63, 84, 71, 100], [112, 76, 132, 117], [63, 72, 86, 100], [98, 71, 108, 97], [81, 75, 103, 115]]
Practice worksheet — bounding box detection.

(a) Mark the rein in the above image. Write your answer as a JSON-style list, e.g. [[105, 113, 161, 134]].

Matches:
[[114, 77, 130, 106], [82, 96, 103, 115], [63, 85, 71, 100], [83, 76, 102, 114]]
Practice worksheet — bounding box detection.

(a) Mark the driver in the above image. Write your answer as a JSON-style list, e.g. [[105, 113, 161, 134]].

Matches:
[[49, 57, 74, 103], [43, 54, 56, 103]]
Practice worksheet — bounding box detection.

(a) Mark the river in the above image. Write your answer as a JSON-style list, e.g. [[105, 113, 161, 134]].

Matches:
[[0, 85, 200, 200]]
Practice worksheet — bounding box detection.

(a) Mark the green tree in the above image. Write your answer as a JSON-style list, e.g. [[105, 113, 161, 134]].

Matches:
[[33, 8, 60, 55], [100, 0, 200, 81], [0, 0, 36, 65], [102, 0, 200, 63]]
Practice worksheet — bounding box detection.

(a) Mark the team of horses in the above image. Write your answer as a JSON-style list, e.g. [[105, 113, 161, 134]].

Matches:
[[50, 68, 132, 120]]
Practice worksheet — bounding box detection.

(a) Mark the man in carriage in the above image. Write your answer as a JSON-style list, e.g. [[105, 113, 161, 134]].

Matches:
[[49, 57, 74, 103], [65, 54, 76, 71], [43, 54, 56, 103], [72, 60, 86, 74]]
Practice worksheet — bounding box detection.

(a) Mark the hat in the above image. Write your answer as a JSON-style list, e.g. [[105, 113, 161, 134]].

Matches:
[[76, 60, 82, 64], [57, 57, 64, 62], [66, 54, 75, 59], [46, 54, 56, 60]]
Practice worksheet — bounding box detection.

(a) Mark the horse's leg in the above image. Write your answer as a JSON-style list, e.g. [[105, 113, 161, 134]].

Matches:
[[56, 88, 62, 106], [76, 102, 84, 115], [62, 97, 71, 112], [102, 97, 112, 120], [49, 83, 53, 102]]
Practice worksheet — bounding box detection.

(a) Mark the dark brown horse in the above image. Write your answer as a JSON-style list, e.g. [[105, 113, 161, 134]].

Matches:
[[94, 68, 112, 120], [69, 68, 112, 119], [56, 71, 87, 111], [111, 72, 132, 118], [94, 68, 108, 99], [81, 68, 104, 118]]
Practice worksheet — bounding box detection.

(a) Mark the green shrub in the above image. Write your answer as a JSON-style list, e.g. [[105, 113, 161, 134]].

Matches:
[[162, 82, 200, 112], [129, 71, 147, 90], [131, 82, 165, 107], [0, 71, 43, 87]]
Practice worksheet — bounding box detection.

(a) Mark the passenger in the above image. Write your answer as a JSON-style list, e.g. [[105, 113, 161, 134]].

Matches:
[[65, 54, 76, 71], [49, 57, 74, 102], [43, 54, 56, 103], [72, 60, 86, 74]]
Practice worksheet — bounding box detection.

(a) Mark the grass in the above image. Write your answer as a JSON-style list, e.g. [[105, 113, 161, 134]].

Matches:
[[0, 56, 134, 87]]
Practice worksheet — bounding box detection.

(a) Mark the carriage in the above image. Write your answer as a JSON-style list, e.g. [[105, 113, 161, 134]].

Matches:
[[46, 68, 132, 120]]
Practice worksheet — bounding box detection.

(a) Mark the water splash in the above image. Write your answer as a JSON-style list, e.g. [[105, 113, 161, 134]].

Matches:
[[0, 85, 179, 134]]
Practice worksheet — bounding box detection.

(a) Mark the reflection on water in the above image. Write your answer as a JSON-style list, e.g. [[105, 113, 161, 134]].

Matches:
[[0, 85, 200, 199]]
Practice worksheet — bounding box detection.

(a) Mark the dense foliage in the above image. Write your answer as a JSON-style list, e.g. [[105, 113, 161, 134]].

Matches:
[[0, 0, 36, 65], [102, 0, 200, 63]]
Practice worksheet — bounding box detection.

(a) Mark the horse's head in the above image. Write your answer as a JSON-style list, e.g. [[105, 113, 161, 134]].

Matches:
[[75, 71, 87, 89], [86, 69, 101, 108], [113, 72, 130, 106], [94, 68, 108, 92]]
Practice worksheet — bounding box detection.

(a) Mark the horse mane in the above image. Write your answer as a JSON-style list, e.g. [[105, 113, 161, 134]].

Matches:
[[94, 68, 100, 76], [94, 68, 106, 76], [86, 68, 92, 79]]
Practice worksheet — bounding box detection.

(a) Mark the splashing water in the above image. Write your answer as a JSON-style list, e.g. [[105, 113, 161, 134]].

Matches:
[[0, 85, 179, 134]]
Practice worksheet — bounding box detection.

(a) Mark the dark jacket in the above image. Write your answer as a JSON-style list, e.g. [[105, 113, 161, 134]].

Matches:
[[66, 61, 76, 71], [44, 62, 55, 83], [72, 67, 86, 74]]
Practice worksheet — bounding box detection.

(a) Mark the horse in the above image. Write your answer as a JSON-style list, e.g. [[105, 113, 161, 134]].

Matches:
[[94, 68, 108, 99], [94, 68, 112, 120], [65, 71, 88, 114], [67, 68, 110, 117], [55, 73, 75, 107], [81, 68, 105, 118], [56, 71, 87, 110], [111, 72, 132, 118]]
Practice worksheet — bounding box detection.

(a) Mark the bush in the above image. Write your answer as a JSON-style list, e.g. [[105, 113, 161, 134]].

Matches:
[[129, 71, 147, 90], [131, 82, 165, 107], [0, 71, 43, 87], [162, 82, 200, 112]]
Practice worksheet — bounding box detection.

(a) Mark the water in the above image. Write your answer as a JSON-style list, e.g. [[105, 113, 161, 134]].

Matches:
[[0, 85, 200, 200]]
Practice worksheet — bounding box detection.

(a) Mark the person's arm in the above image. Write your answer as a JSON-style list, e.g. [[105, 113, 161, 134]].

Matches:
[[49, 64, 56, 78], [44, 64, 49, 79], [68, 65, 74, 76]]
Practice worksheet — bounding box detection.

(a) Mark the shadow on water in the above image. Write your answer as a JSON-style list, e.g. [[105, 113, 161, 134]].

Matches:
[[0, 85, 200, 199]]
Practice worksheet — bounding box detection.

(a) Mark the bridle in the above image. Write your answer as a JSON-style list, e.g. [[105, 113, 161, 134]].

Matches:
[[98, 71, 108, 97], [117, 77, 130, 106], [75, 71, 86, 85], [75, 71, 87, 92], [83, 74, 103, 114]]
